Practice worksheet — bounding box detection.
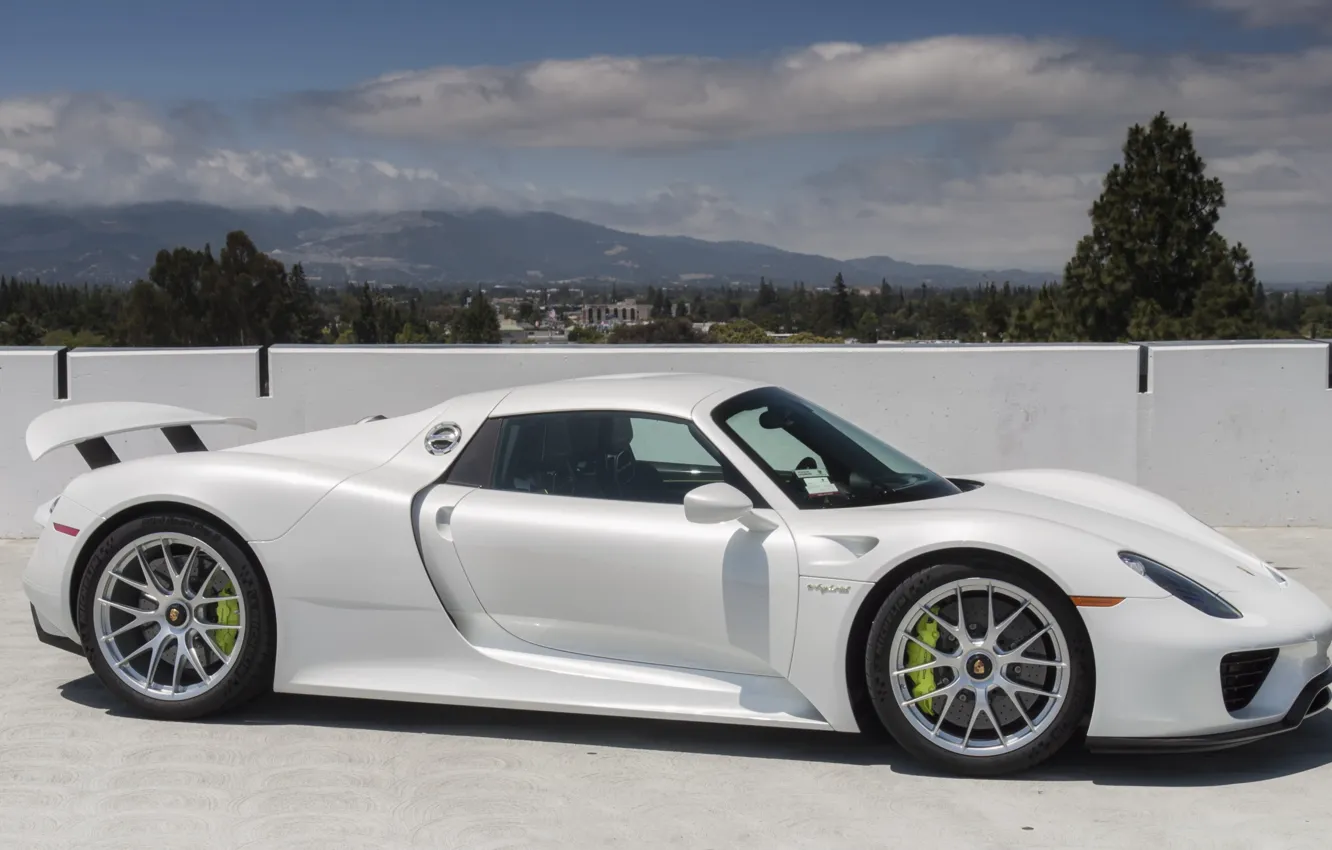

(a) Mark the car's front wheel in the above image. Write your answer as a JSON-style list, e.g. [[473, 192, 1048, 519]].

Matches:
[[76, 513, 275, 719], [865, 560, 1093, 776]]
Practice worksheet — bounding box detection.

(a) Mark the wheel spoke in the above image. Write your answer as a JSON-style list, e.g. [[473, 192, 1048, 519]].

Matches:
[[953, 586, 967, 637], [900, 679, 957, 708], [1002, 677, 1062, 701], [1010, 657, 1066, 669], [1000, 624, 1053, 660], [930, 699, 949, 737], [136, 545, 169, 595], [893, 660, 945, 677], [903, 634, 955, 662], [911, 607, 964, 644], [196, 621, 244, 634], [98, 597, 153, 618], [102, 612, 155, 641], [1004, 686, 1037, 733], [171, 640, 187, 694], [989, 598, 1030, 644], [160, 539, 182, 591], [108, 571, 158, 602], [961, 700, 983, 748], [116, 632, 160, 669], [193, 625, 231, 661], [192, 560, 220, 601], [184, 636, 211, 682], [197, 594, 238, 604], [179, 546, 201, 592], [986, 583, 996, 638], [144, 633, 168, 688]]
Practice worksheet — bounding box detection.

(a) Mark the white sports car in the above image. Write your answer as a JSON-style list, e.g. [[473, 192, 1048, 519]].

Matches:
[[21, 373, 1332, 775]]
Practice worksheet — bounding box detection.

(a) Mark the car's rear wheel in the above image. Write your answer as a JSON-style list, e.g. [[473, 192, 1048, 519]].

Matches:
[[77, 513, 275, 719], [865, 561, 1092, 776]]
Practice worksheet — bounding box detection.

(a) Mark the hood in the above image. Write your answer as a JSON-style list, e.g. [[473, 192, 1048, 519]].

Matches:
[[954, 469, 1280, 595]]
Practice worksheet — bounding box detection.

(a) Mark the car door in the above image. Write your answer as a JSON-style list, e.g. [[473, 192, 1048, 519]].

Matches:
[[442, 410, 800, 677]]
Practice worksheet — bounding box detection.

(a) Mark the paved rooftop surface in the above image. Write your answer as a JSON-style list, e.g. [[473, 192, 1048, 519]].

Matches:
[[2, 529, 1331, 850]]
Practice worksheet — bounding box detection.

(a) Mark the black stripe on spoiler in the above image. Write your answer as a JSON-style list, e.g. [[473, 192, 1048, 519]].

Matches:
[[75, 425, 209, 469]]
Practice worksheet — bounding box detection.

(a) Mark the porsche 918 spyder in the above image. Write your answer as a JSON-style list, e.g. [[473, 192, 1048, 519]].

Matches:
[[22, 373, 1332, 775]]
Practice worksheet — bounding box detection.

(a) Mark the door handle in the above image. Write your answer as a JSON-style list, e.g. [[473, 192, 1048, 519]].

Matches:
[[435, 506, 454, 542]]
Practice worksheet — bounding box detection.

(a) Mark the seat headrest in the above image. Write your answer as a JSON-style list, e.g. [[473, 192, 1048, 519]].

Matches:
[[608, 416, 634, 448], [543, 416, 572, 458], [568, 418, 600, 455]]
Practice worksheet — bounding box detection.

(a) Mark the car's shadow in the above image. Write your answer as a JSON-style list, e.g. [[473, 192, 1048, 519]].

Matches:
[[58, 674, 1332, 787]]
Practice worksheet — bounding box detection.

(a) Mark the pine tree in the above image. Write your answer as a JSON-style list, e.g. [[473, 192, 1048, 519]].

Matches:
[[1062, 112, 1247, 341], [756, 276, 777, 308], [1190, 239, 1259, 339], [855, 309, 879, 343], [450, 289, 501, 343], [282, 262, 323, 342], [353, 283, 379, 343], [831, 273, 852, 331]]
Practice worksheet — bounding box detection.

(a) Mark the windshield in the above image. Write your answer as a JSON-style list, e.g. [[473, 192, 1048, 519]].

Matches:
[[712, 387, 961, 509]]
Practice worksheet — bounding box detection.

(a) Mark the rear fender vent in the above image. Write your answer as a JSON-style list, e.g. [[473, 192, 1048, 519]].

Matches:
[[1220, 649, 1279, 713]]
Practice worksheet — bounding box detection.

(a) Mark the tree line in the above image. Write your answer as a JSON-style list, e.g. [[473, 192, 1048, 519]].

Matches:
[[2, 113, 1329, 347]]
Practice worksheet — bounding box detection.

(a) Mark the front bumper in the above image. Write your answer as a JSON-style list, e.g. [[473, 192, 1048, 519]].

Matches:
[[1080, 585, 1332, 740], [1086, 665, 1332, 753]]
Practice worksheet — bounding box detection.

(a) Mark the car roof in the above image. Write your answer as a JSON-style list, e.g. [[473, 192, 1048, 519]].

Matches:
[[485, 372, 770, 419]]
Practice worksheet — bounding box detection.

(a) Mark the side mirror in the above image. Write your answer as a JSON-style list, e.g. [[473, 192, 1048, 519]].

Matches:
[[683, 483, 777, 532]]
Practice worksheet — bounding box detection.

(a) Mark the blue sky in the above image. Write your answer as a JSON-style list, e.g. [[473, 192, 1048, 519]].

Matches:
[[2, 0, 1331, 276], [1, 0, 1317, 98]]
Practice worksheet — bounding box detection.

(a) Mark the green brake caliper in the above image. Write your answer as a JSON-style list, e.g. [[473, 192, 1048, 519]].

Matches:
[[213, 582, 240, 655], [905, 606, 941, 716]]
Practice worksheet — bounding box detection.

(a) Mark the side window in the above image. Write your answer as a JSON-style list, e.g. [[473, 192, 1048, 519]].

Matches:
[[724, 407, 824, 474], [491, 411, 764, 507], [720, 403, 833, 507]]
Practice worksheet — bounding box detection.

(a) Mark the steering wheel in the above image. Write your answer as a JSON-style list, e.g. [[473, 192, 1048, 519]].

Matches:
[[608, 449, 636, 492]]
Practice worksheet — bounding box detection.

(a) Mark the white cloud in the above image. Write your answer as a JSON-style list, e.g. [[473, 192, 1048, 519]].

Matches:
[[4, 35, 1332, 274], [282, 38, 1332, 152], [0, 94, 512, 211]]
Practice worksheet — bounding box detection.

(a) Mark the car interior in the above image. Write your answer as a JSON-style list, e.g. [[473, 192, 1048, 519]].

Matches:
[[495, 412, 733, 504]]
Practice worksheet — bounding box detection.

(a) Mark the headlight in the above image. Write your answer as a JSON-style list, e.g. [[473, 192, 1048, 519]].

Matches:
[[1119, 552, 1242, 620]]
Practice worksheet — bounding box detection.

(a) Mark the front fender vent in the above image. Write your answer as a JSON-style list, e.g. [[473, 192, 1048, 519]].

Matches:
[[1220, 649, 1279, 713]]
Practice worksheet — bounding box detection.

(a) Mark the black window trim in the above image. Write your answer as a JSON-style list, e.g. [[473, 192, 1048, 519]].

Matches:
[[451, 408, 770, 509], [711, 386, 959, 510], [441, 416, 502, 488]]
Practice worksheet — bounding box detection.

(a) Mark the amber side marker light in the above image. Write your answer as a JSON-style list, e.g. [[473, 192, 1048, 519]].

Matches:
[[1070, 596, 1125, 608]]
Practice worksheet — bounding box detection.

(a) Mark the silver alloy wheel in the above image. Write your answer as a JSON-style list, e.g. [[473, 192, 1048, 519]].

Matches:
[[888, 578, 1070, 757], [92, 533, 246, 701]]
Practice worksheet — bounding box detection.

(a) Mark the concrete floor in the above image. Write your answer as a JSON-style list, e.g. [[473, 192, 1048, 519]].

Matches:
[[2, 530, 1331, 850]]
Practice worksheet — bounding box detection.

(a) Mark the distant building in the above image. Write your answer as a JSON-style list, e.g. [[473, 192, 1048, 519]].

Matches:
[[578, 300, 643, 325], [498, 318, 528, 344]]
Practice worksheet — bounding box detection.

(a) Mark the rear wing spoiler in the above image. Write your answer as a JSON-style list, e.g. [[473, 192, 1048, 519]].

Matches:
[[26, 402, 258, 469]]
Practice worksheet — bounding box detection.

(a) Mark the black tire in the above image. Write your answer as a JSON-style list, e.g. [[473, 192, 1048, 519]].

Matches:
[[76, 513, 276, 720], [865, 560, 1093, 776]]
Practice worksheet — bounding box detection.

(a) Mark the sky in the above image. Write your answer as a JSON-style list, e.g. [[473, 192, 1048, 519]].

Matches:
[[3, 0, 1332, 277]]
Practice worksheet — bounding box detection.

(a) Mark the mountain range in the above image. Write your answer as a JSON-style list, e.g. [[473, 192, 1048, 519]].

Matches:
[[3, 201, 1060, 288]]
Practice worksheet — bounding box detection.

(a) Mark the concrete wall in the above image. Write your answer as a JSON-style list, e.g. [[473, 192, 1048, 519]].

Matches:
[[0, 341, 1326, 536]]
